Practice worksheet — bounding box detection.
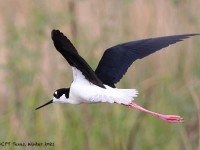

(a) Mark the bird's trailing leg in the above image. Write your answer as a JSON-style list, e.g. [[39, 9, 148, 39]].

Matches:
[[127, 102, 184, 123]]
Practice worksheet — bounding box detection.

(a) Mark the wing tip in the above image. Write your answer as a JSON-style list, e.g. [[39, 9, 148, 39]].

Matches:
[[177, 33, 200, 40], [51, 29, 63, 39], [184, 33, 200, 38]]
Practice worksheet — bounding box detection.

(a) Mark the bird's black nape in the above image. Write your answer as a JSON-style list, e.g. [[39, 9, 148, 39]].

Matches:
[[54, 88, 70, 99]]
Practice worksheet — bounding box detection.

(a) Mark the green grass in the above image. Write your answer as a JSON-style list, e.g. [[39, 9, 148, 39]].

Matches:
[[0, 0, 200, 150]]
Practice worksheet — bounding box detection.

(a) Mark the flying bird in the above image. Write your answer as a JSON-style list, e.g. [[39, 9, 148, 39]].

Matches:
[[36, 29, 199, 123]]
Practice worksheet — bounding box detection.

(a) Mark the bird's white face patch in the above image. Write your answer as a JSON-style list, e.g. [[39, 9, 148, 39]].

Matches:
[[53, 94, 67, 103]]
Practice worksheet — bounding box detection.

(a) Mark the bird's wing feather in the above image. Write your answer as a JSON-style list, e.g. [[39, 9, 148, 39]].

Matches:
[[95, 34, 199, 87], [51, 29, 105, 88]]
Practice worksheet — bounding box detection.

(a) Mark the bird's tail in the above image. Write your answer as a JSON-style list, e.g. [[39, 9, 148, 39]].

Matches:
[[116, 88, 138, 99]]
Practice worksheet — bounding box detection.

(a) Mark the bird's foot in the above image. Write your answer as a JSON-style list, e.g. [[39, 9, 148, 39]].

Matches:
[[157, 115, 184, 123], [127, 102, 184, 123]]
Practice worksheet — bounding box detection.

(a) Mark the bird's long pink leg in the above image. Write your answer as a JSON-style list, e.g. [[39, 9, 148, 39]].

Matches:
[[127, 102, 184, 123]]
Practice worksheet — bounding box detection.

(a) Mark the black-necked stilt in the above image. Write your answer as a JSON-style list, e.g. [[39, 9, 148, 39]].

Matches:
[[36, 29, 199, 123]]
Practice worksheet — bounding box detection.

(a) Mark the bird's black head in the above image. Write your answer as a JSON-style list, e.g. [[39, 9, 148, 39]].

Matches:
[[35, 88, 70, 110], [53, 88, 70, 99]]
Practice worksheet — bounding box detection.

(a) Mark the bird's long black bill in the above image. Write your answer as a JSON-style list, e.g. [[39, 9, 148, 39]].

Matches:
[[35, 100, 53, 110]]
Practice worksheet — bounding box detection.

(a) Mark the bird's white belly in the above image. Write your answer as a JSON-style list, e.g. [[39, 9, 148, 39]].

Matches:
[[69, 81, 137, 105]]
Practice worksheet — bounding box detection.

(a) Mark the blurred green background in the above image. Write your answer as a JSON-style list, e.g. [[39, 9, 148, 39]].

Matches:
[[0, 0, 200, 150]]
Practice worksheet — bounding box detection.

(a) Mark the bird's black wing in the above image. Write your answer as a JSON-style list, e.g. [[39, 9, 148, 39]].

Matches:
[[52, 29, 105, 88], [95, 34, 199, 87]]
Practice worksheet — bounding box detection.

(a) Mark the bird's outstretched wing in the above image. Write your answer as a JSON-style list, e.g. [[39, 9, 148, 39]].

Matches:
[[95, 34, 199, 87], [52, 29, 105, 88]]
